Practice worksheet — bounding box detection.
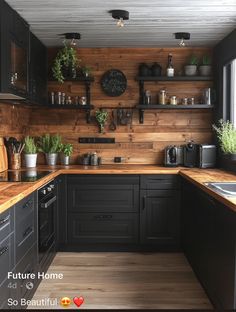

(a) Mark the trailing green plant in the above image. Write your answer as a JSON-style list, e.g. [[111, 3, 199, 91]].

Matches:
[[81, 66, 92, 77], [213, 119, 236, 154], [52, 42, 80, 83], [188, 55, 199, 66], [95, 109, 109, 132], [59, 143, 73, 157], [24, 136, 38, 154], [38, 134, 62, 154], [202, 55, 212, 66]]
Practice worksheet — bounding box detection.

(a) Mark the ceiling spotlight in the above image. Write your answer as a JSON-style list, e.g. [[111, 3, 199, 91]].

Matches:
[[175, 32, 190, 47], [60, 33, 81, 46], [109, 10, 129, 28]]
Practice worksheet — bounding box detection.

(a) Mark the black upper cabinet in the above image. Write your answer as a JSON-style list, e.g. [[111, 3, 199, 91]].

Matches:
[[29, 32, 47, 105], [0, 0, 29, 99]]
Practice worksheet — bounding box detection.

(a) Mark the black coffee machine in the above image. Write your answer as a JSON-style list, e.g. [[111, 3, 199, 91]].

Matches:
[[164, 146, 178, 167], [183, 141, 198, 167]]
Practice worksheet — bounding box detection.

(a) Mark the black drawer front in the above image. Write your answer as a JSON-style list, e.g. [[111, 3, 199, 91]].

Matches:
[[68, 213, 139, 244], [0, 208, 13, 241], [140, 175, 180, 190], [68, 185, 139, 213], [68, 175, 139, 185], [0, 278, 11, 309], [15, 194, 34, 224], [0, 233, 14, 286], [16, 212, 35, 264], [15, 243, 38, 304]]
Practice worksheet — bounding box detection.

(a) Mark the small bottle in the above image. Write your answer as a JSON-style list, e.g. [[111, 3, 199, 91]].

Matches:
[[190, 97, 195, 105], [61, 93, 66, 105], [166, 54, 174, 77], [51, 92, 55, 105], [67, 96, 72, 105], [159, 90, 167, 105], [170, 96, 177, 105], [57, 92, 62, 105]]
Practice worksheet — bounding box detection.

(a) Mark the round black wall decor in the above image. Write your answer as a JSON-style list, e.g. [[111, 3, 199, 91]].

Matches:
[[101, 69, 127, 97]]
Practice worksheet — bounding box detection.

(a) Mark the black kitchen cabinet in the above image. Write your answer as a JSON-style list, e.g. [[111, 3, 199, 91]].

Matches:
[[0, 0, 29, 99], [182, 179, 236, 310], [140, 175, 180, 249], [29, 32, 47, 105], [0, 206, 14, 309], [66, 175, 139, 248]]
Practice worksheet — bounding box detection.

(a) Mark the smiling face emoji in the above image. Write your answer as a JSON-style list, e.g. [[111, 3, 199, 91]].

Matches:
[[60, 297, 71, 307]]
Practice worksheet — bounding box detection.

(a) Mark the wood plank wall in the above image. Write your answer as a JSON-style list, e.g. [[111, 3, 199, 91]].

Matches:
[[1, 47, 214, 165], [0, 103, 31, 139]]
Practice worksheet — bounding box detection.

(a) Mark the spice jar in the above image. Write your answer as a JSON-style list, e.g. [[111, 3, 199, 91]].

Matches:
[[182, 97, 188, 105], [170, 96, 178, 105], [159, 90, 167, 105]]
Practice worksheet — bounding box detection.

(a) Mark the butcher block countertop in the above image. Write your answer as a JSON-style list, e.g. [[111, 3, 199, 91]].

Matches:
[[1, 165, 236, 214]]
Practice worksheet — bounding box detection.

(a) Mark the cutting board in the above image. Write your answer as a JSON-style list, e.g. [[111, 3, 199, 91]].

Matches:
[[0, 138, 8, 172]]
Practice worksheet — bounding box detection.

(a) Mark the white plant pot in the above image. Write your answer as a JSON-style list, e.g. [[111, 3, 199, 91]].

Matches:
[[184, 65, 198, 76], [45, 153, 58, 166], [24, 154, 37, 168], [199, 65, 212, 76], [60, 153, 70, 166]]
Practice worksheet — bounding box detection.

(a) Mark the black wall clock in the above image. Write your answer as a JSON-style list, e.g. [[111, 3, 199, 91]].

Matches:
[[101, 69, 127, 97]]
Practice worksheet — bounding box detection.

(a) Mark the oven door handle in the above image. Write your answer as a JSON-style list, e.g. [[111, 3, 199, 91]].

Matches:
[[40, 196, 57, 209]]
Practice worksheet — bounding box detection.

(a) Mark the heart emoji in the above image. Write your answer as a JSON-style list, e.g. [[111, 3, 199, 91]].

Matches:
[[73, 296, 84, 308]]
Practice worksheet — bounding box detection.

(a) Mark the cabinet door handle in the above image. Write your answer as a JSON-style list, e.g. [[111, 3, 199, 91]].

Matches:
[[0, 246, 9, 257], [142, 196, 146, 210], [94, 215, 112, 220], [23, 226, 33, 239], [0, 216, 9, 227], [23, 200, 33, 209]]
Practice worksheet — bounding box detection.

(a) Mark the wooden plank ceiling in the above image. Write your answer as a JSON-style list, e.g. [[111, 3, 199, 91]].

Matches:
[[6, 0, 236, 47]]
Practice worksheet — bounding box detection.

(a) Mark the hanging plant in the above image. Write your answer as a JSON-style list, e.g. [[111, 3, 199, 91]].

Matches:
[[52, 42, 80, 83], [95, 109, 109, 133]]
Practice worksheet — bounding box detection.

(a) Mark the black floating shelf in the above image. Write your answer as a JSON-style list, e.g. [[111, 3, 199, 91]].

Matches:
[[137, 104, 213, 109], [136, 104, 213, 124], [45, 104, 94, 109], [48, 77, 94, 83], [136, 76, 213, 81]]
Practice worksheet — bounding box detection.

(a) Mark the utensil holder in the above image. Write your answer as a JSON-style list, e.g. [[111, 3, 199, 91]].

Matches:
[[9, 153, 21, 170]]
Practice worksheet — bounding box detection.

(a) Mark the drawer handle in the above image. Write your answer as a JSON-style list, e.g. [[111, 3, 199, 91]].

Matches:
[[23, 226, 33, 239], [142, 196, 146, 210], [0, 246, 9, 257], [0, 216, 9, 226], [94, 215, 112, 220]]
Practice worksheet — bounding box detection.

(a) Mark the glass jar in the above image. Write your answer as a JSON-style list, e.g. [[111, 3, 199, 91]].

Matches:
[[159, 90, 167, 105], [182, 97, 188, 105], [170, 96, 177, 105]]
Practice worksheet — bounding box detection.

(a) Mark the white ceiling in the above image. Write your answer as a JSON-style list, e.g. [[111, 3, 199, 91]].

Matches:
[[6, 0, 236, 47]]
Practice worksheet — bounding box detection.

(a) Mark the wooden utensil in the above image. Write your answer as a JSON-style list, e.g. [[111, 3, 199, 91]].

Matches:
[[0, 138, 8, 172]]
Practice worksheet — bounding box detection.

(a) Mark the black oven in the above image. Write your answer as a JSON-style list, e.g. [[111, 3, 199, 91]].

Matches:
[[38, 180, 57, 264]]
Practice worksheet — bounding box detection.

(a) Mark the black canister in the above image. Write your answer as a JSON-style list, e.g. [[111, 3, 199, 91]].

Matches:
[[139, 63, 150, 76], [151, 63, 162, 76]]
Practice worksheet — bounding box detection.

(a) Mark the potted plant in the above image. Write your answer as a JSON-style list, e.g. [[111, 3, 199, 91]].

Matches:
[[184, 55, 199, 76], [213, 119, 236, 161], [81, 66, 92, 78], [95, 109, 109, 133], [38, 134, 61, 166], [52, 43, 80, 83], [199, 55, 212, 76], [23, 136, 38, 168], [59, 143, 73, 165]]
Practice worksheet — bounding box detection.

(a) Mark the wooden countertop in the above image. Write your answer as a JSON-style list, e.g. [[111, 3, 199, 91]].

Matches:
[[1, 165, 236, 214]]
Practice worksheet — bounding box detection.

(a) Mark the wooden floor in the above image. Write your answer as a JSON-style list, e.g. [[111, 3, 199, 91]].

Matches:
[[29, 252, 212, 310]]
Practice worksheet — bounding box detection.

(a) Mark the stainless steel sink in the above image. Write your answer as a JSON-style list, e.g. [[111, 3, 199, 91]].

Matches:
[[204, 182, 236, 197]]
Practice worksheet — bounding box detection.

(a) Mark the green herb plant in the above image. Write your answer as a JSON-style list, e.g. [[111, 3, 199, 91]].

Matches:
[[202, 55, 212, 66], [38, 134, 62, 154], [95, 109, 109, 133], [213, 119, 236, 154], [24, 136, 38, 154], [189, 55, 199, 66], [52, 42, 80, 83], [59, 143, 73, 157]]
